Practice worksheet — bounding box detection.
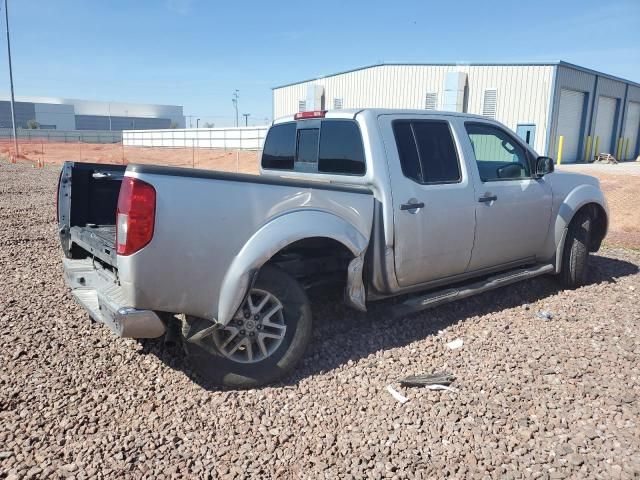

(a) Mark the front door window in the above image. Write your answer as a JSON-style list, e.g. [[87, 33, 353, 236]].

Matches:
[[466, 123, 530, 182]]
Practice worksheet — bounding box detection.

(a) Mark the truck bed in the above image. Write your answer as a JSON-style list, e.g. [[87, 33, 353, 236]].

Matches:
[[70, 225, 117, 265]]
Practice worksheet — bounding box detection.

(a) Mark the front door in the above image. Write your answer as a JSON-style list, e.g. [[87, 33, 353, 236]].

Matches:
[[379, 115, 476, 287], [463, 122, 552, 271]]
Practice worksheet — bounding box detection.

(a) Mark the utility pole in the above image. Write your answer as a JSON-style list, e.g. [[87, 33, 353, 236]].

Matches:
[[242, 113, 250, 127], [232, 90, 239, 127], [4, 0, 18, 157], [196, 118, 200, 128]]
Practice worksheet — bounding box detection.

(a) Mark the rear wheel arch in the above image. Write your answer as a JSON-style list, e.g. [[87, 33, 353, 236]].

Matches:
[[216, 210, 369, 325]]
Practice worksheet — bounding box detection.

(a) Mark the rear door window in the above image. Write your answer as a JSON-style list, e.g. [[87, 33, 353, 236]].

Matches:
[[392, 120, 461, 184], [261, 120, 366, 175]]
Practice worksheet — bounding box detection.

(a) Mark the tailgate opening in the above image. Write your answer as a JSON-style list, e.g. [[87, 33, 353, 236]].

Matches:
[[59, 162, 126, 267]]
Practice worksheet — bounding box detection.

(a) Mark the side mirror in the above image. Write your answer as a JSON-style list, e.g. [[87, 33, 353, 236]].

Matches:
[[535, 156, 554, 177]]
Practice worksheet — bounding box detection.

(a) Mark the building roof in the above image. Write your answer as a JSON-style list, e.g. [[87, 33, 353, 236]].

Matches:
[[272, 61, 640, 89], [273, 108, 498, 124], [0, 95, 183, 111]]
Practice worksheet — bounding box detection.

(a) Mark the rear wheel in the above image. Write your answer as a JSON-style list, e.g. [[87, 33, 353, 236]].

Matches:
[[560, 209, 592, 288], [183, 266, 312, 388]]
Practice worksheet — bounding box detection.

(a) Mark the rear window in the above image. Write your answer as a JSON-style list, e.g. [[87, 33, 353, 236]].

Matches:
[[392, 120, 461, 184], [319, 121, 366, 174], [261, 122, 296, 170], [261, 120, 366, 175], [297, 128, 319, 165]]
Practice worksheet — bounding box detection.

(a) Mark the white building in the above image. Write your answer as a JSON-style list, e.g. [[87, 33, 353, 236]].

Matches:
[[0, 95, 185, 131], [273, 61, 640, 162]]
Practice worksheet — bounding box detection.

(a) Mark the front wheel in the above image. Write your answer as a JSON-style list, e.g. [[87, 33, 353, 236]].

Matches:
[[560, 209, 592, 289], [183, 266, 312, 388]]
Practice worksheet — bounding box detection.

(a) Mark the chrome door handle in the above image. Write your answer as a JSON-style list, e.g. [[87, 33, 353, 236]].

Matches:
[[478, 195, 497, 203], [400, 201, 425, 211]]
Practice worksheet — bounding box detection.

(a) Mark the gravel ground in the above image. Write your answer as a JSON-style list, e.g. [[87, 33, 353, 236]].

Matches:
[[1, 162, 639, 479]]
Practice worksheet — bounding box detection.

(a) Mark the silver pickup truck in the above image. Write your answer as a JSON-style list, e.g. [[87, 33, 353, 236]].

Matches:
[[58, 109, 608, 387]]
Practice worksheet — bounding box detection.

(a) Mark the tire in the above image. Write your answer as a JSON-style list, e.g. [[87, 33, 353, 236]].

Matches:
[[183, 266, 312, 388], [560, 209, 592, 289]]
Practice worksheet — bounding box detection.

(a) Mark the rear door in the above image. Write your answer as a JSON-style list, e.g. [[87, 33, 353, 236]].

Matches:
[[379, 114, 476, 287], [461, 121, 552, 272]]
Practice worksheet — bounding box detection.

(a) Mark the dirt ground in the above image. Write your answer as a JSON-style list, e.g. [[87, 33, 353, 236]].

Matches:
[[0, 140, 260, 175], [1, 161, 640, 478], [557, 163, 640, 250]]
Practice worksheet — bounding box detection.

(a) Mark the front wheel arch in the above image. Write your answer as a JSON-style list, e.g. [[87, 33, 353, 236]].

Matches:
[[559, 207, 593, 288], [553, 199, 608, 273]]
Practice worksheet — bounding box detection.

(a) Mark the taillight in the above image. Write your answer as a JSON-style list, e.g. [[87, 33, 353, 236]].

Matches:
[[116, 177, 156, 256], [294, 110, 327, 120]]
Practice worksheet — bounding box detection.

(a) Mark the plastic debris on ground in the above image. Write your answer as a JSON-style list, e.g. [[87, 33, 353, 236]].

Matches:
[[446, 338, 464, 350], [399, 372, 458, 393], [399, 372, 456, 387], [386, 385, 409, 404], [537, 310, 553, 320]]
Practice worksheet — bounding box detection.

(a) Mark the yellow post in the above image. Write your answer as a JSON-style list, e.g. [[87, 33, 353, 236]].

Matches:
[[556, 135, 564, 165], [624, 138, 629, 160], [594, 136, 600, 159], [584, 135, 592, 162], [616, 137, 623, 160]]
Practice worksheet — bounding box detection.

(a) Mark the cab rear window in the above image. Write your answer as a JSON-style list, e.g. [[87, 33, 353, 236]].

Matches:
[[262, 120, 366, 175], [261, 122, 296, 170]]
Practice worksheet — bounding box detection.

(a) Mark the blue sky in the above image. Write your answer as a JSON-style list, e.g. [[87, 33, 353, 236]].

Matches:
[[3, 0, 639, 126]]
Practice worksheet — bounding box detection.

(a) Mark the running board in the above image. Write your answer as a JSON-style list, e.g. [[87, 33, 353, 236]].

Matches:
[[391, 263, 554, 318]]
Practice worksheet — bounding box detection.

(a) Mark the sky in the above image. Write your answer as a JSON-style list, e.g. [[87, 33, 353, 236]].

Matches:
[[2, 0, 639, 126]]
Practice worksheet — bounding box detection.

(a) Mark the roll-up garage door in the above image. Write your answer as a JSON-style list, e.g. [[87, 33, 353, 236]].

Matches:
[[556, 89, 585, 163], [594, 96, 618, 155], [623, 102, 640, 159]]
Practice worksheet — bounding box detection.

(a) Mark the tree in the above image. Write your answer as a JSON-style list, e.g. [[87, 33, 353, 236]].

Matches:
[[169, 121, 179, 129], [26, 119, 40, 129], [203, 122, 215, 128]]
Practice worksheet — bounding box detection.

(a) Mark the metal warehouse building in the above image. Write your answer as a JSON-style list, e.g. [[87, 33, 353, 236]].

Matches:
[[0, 96, 185, 131], [273, 61, 640, 163]]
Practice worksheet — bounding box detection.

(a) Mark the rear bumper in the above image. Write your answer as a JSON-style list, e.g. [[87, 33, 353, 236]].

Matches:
[[63, 258, 166, 338]]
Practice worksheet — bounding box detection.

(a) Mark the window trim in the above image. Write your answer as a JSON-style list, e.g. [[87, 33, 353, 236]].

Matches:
[[392, 119, 463, 186], [464, 121, 534, 183]]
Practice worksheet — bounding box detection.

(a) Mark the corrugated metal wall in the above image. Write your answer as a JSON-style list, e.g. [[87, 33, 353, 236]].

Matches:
[[273, 65, 554, 154], [548, 65, 639, 162]]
